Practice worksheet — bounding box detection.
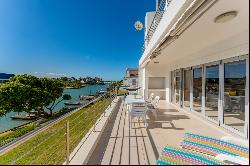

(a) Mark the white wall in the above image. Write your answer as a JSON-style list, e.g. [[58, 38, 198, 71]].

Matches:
[[148, 77, 165, 89], [145, 12, 156, 41], [140, 64, 171, 101]]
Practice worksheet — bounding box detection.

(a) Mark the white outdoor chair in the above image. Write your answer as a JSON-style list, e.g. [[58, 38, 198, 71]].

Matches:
[[152, 96, 160, 108], [224, 93, 240, 112], [147, 96, 160, 119], [129, 102, 147, 128], [146, 93, 154, 103]]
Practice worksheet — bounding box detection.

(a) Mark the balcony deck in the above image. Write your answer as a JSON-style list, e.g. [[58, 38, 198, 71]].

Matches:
[[87, 98, 241, 165]]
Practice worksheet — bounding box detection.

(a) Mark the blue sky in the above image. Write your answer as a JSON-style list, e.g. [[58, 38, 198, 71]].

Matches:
[[0, 0, 155, 80]]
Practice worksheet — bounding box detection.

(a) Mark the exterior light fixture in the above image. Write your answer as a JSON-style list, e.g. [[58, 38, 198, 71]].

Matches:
[[134, 21, 143, 31], [214, 11, 237, 23]]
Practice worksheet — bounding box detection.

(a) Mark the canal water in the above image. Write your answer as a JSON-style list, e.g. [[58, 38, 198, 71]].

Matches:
[[0, 85, 108, 133]]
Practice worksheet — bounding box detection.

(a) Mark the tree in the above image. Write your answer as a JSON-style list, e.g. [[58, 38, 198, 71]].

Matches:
[[0, 75, 71, 117], [109, 80, 123, 95], [40, 77, 71, 115], [0, 81, 33, 115]]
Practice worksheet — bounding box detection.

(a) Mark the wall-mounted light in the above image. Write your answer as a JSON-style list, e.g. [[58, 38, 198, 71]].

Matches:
[[214, 11, 237, 23]]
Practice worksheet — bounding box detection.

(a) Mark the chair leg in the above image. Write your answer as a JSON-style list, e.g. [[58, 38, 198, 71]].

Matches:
[[130, 115, 133, 129], [153, 110, 157, 119]]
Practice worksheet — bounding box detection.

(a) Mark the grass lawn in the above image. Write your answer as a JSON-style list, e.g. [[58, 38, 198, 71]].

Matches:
[[0, 97, 112, 165], [0, 123, 37, 148]]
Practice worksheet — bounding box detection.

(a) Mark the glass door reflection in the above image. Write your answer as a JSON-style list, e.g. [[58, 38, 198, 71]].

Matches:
[[223, 60, 246, 133], [205, 64, 219, 121], [193, 67, 202, 113], [183, 69, 191, 108], [171, 71, 175, 103], [175, 70, 181, 106]]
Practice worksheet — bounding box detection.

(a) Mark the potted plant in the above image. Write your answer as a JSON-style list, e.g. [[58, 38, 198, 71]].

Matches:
[[133, 92, 138, 99]]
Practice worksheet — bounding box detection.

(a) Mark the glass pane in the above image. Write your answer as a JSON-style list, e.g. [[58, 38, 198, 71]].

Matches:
[[193, 67, 202, 113], [205, 65, 219, 121], [224, 60, 246, 133], [175, 70, 181, 105], [171, 71, 175, 103], [184, 69, 191, 108]]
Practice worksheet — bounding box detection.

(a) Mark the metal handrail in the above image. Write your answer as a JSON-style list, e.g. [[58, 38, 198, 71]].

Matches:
[[7, 93, 117, 165], [142, 0, 172, 53]]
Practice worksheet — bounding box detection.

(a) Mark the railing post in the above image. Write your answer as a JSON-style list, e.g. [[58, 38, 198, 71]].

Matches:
[[66, 121, 70, 165], [93, 113, 96, 132]]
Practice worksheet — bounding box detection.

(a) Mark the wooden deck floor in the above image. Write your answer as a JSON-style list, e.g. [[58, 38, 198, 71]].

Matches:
[[88, 98, 242, 165]]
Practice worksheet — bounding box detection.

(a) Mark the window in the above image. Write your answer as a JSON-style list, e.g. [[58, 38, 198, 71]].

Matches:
[[205, 64, 219, 121], [223, 60, 246, 133], [193, 67, 202, 113]]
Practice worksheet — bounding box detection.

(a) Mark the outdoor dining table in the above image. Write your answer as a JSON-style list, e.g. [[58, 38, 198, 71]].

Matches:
[[124, 95, 145, 115], [125, 95, 145, 104], [124, 95, 147, 124]]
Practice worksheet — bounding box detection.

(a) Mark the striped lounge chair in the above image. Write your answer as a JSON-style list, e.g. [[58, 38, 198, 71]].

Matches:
[[157, 146, 226, 165], [180, 133, 249, 158]]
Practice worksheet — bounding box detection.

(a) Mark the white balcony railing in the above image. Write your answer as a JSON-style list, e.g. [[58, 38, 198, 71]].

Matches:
[[142, 0, 173, 53]]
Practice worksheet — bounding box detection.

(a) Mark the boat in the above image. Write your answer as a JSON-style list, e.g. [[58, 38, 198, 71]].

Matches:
[[64, 102, 82, 106], [11, 114, 37, 120], [65, 86, 80, 89], [79, 95, 95, 101], [97, 90, 107, 94]]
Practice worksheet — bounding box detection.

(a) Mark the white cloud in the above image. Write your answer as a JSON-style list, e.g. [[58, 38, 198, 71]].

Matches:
[[34, 72, 68, 77]]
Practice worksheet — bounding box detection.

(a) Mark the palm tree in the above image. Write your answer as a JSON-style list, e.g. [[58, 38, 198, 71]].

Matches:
[[109, 81, 123, 96]]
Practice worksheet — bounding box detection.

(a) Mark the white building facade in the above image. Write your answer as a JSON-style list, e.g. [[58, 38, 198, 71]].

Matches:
[[139, 0, 249, 139], [123, 68, 139, 87]]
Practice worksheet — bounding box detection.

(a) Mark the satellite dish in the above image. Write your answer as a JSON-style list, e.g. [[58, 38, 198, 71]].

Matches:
[[134, 21, 143, 31]]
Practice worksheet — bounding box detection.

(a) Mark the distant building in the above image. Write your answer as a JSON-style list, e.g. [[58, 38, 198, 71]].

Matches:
[[123, 68, 138, 87], [0, 73, 15, 84]]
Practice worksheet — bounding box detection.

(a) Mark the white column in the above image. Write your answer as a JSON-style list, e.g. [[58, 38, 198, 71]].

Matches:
[[245, 56, 249, 139], [218, 61, 224, 125], [202, 65, 206, 116]]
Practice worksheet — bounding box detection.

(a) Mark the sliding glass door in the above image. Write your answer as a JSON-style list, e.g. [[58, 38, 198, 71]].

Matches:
[[169, 55, 249, 138], [171, 70, 182, 107], [171, 71, 175, 103], [205, 64, 219, 121], [192, 67, 203, 113], [183, 69, 191, 108], [175, 70, 182, 106], [223, 59, 247, 133]]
